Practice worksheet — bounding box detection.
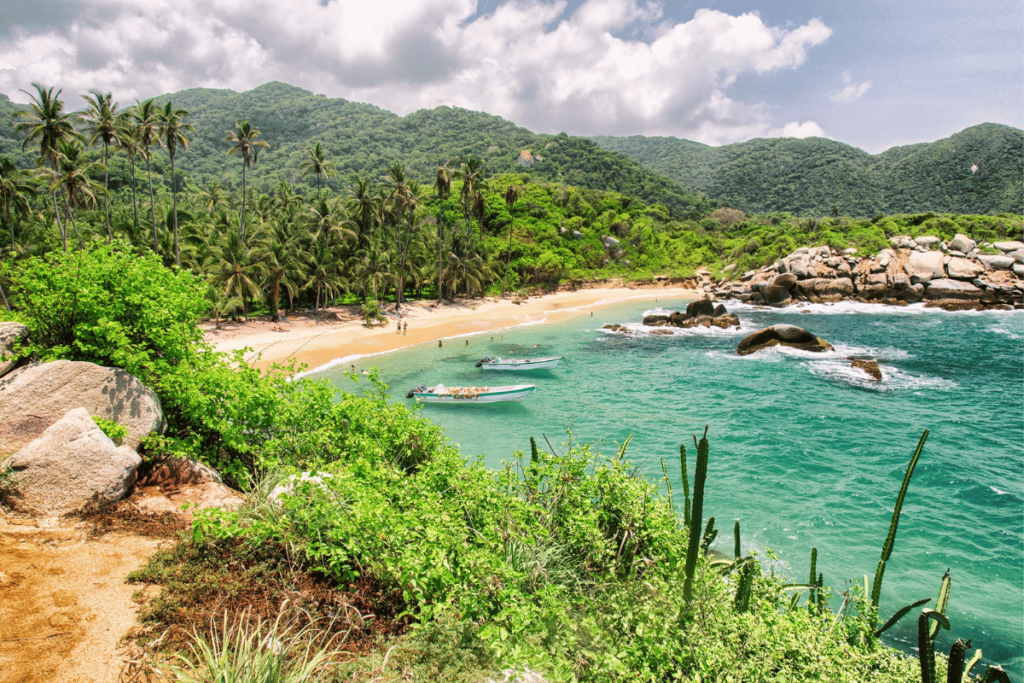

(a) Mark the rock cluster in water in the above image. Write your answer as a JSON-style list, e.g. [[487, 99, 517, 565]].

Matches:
[[709, 234, 1024, 310], [642, 298, 740, 329], [736, 324, 833, 355]]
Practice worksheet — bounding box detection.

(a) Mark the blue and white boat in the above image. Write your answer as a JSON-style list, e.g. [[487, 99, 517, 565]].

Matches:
[[406, 383, 536, 403], [475, 356, 563, 371]]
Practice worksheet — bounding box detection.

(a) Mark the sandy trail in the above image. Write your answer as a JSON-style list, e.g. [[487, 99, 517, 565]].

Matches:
[[0, 516, 163, 683], [203, 286, 700, 373]]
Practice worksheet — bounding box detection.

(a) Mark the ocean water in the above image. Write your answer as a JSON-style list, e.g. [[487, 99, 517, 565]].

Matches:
[[313, 298, 1024, 674]]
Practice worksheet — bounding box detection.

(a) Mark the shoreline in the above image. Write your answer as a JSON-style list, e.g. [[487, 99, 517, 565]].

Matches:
[[202, 286, 701, 374]]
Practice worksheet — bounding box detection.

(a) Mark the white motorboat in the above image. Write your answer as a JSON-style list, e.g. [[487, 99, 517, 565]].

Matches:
[[475, 355, 563, 371], [405, 383, 536, 403]]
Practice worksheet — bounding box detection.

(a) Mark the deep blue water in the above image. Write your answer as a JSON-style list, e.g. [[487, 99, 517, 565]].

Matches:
[[313, 299, 1024, 674]]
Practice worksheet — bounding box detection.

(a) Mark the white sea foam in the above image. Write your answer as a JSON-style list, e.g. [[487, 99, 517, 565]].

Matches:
[[804, 360, 956, 392], [990, 486, 1011, 495]]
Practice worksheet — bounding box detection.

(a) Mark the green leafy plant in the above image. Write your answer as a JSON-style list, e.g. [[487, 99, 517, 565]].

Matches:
[[91, 415, 128, 445]]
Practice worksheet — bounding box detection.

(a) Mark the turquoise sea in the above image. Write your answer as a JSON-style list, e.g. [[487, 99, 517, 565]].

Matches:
[[312, 298, 1024, 674]]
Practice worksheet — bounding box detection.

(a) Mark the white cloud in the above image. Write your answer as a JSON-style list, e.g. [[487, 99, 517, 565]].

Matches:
[[767, 120, 827, 139], [0, 0, 833, 144], [831, 70, 871, 103]]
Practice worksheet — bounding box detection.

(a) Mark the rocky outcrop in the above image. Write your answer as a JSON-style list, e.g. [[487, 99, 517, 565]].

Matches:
[[710, 237, 1023, 310], [0, 322, 28, 378], [641, 298, 740, 330], [849, 358, 882, 381], [135, 482, 244, 521], [2, 408, 141, 516], [736, 324, 833, 356], [136, 456, 223, 489], [0, 360, 165, 457]]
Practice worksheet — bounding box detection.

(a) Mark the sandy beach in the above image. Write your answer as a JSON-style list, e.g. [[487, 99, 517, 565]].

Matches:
[[202, 285, 700, 374]]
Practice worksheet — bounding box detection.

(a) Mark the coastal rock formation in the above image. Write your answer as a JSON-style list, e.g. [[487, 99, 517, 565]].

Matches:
[[136, 456, 224, 489], [0, 322, 28, 378], [0, 360, 165, 457], [135, 482, 244, 521], [709, 237, 1023, 310], [849, 358, 883, 381], [736, 324, 833, 356], [641, 298, 740, 330], [2, 408, 142, 516]]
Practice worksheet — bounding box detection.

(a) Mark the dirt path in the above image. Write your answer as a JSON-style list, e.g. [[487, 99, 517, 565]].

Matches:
[[0, 516, 163, 683]]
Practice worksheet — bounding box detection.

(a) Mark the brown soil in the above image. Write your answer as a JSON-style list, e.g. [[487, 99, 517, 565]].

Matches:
[[0, 512, 166, 683]]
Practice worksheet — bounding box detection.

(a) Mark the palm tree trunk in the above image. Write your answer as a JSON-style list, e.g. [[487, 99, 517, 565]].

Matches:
[[103, 142, 111, 241], [130, 154, 139, 234], [240, 162, 247, 243], [0, 281, 10, 312], [502, 209, 514, 298], [7, 202, 14, 253], [170, 152, 179, 267], [272, 277, 280, 322], [62, 190, 84, 249], [51, 191, 67, 251], [145, 154, 157, 251]]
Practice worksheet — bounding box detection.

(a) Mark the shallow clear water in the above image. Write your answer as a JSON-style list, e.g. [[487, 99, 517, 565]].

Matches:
[[313, 299, 1024, 674]]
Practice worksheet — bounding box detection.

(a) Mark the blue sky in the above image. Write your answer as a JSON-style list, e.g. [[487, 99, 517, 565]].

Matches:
[[0, 0, 1018, 153]]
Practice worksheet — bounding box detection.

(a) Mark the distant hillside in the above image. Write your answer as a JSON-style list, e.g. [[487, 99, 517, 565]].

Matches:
[[0, 82, 708, 218], [592, 123, 1023, 217]]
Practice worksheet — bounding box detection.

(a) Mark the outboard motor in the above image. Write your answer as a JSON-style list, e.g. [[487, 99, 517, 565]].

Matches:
[[475, 356, 492, 368], [406, 384, 427, 398]]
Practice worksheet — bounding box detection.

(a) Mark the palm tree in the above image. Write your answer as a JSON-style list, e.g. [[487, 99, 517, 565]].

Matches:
[[354, 244, 394, 302], [346, 177, 379, 249], [253, 220, 306, 321], [47, 140, 104, 249], [300, 142, 336, 193], [501, 184, 519, 298], [456, 157, 486, 235], [158, 101, 194, 267], [79, 90, 120, 240], [211, 230, 266, 319], [199, 181, 227, 217], [384, 163, 417, 306], [225, 120, 269, 243], [117, 114, 142, 234], [13, 83, 81, 250], [0, 157, 35, 252], [128, 98, 163, 250], [434, 164, 451, 302], [305, 244, 347, 310]]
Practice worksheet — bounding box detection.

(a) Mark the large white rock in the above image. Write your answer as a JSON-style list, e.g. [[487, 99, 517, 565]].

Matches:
[[976, 254, 1016, 270], [1010, 249, 1024, 265], [924, 279, 984, 300], [993, 241, 1024, 252], [949, 234, 976, 254], [3, 407, 141, 516], [946, 257, 984, 280], [914, 236, 941, 246], [0, 360, 164, 458], [908, 251, 947, 278], [0, 322, 28, 378]]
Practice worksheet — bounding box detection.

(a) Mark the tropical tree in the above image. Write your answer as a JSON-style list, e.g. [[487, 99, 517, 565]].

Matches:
[[0, 157, 35, 252], [354, 244, 394, 302], [456, 157, 486, 235], [305, 243, 347, 310], [225, 120, 269, 243], [253, 220, 306, 321], [128, 98, 164, 250], [199, 181, 228, 217], [346, 177, 379, 248], [299, 142, 336, 193], [502, 184, 519, 298], [79, 90, 120, 240], [47, 140, 105, 249], [13, 83, 81, 249], [211, 229, 266, 319], [433, 164, 451, 302], [158, 100, 194, 266], [117, 114, 142, 233]]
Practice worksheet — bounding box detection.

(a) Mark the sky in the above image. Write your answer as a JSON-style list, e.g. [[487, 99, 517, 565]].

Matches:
[[0, 0, 1019, 153]]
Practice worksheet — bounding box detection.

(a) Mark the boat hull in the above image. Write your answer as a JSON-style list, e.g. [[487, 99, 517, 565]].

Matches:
[[478, 356, 562, 371], [412, 385, 536, 403]]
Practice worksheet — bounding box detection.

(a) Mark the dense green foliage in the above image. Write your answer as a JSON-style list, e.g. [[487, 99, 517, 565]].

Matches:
[[593, 123, 1024, 217]]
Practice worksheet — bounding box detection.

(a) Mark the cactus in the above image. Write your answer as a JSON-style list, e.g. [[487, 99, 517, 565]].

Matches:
[[871, 430, 929, 622], [931, 570, 951, 639], [734, 560, 754, 613], [946, 640, 966, 683], [681, 443, 691, 529], [701, 516, 718, 554], [733, 521, 741, 560], [661, 457, 674, 510], [682, 427, 709, 604], [530, 436, 539, 463], [918, 608, 950, 683], [809, 548, 818, 612]]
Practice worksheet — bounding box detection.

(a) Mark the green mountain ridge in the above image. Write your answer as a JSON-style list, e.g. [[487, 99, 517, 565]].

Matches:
[[593, 123, 1023, 217]]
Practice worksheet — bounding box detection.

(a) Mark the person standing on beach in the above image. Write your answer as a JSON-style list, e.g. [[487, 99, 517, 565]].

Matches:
[[403, 321, 408, 335]]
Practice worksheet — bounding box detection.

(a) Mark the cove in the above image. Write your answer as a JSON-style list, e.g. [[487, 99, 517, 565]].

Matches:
[[314, 298, 1024, 675]]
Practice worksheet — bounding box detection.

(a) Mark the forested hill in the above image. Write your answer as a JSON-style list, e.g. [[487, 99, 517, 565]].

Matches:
[[592, 123, 1024, 217], [0, 82, 708, 217]]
